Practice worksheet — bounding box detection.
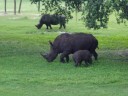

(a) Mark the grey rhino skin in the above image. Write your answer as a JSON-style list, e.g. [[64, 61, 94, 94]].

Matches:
[[41, 33, 98, 63], [72, 50, 92, 67], [35, 14, 66, 29]]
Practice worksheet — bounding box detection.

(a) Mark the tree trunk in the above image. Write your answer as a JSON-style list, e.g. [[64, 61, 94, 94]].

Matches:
[[75, 7, 78, 22], [5, 0, 7, 14], [14, 0, 16, 15], [65, 1, 68, 11], [18, 0, 22, 13], [38, 1, 40, 12]]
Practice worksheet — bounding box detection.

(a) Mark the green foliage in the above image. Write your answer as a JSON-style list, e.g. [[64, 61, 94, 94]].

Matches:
[[64, 0, 84, 21], [54, 6, 73, 22], [30, 0, 41, 4], [41, 0, 61, 12], [65, 0, 84, 11], [112, 0, 128, 24], [82, 0, 112, 29]]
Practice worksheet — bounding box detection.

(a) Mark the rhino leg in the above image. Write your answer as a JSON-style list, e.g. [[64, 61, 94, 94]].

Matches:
[[49, 25, 52, 29], [88, 58, 92, 64], [46, 24, 52, 29], [65, 55, 69, 62], [92, 51, 98, 60], [75, 63, 78, 67], [60, 51, 70, 63], [63, 24, 66, 29], [74, 60, 78, 67], [73, 57, 80, 67], [46, 24, 49, 29], [75, 61, 81, 67], [84, 60, 89, 67], [59, 24, 66, 29], [59, 24, 62, 29]]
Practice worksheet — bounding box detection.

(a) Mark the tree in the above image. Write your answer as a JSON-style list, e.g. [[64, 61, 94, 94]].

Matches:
[[14, 0, 16, 15], [18, 0, 22, 13], [38, 1, 40, 12], [64, 0, 84, 21], [4, 0, 7, 14], [30, 0, 41, 12], [82, 0, 112, 29], [111, 0, 128, 24]]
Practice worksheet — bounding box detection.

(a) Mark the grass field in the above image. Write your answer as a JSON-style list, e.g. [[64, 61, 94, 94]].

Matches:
[[0, 1, 128, 96]]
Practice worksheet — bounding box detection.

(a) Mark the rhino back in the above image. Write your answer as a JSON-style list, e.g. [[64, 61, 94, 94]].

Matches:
[[53, 33, 72, 52], [71, 33, 93, 51], [40, 14, 51, 24], [50, 15, 59, 25], [73, 50, 91, 60], [52, 33, 97, 53]]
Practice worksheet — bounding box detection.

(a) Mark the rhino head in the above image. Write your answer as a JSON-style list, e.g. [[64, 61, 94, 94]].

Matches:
[[35, 23, 42, 29], [41, 41, 58, 62]]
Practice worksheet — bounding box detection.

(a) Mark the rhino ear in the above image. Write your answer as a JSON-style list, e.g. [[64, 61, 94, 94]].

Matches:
[[49, 41, 53, 47]]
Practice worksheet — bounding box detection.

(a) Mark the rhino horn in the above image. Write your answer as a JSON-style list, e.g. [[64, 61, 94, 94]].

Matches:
[[40, 52, 47, 56], [35, 25, 37, 27]]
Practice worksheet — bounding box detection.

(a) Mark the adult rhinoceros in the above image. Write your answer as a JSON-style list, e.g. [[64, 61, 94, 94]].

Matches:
[[41, 33, 98, 63], [36, 14, 66, 29]]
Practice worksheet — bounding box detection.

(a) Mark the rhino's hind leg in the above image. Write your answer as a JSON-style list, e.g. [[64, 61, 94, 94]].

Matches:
[[92, 51, 98, 60], [59, 24, 66, 29]]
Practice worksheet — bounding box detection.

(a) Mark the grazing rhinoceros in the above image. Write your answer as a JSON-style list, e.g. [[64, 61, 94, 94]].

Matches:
[[41, 33, 98, 63], [35, 14, 66, 29]]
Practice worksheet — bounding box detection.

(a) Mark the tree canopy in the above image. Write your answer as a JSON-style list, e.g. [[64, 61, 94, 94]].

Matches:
[[30, 0, 128, 29]]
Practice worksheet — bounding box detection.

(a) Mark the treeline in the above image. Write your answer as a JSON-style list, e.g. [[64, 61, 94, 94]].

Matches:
[[4, 0, 22, 15]]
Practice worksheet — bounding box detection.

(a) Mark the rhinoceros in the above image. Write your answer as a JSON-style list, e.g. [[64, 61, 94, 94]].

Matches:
[[41, 33, 98, 63], [35, 14, 66, 29], [72, 50, 92, 67]]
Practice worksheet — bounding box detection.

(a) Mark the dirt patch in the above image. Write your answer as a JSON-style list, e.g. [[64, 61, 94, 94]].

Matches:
[[98, 49, 128, 62], [117, 49, 128, 57]]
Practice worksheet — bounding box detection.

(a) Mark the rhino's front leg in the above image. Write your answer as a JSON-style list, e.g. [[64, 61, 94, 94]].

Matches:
[[49, 24, 52, 29], [59, 24, 62, 29], [65, 55, 69, 62], [60, 51, 69, 63]]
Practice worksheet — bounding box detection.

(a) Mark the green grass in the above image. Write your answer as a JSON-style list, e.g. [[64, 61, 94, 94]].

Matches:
[[0, 2, 128, 96]]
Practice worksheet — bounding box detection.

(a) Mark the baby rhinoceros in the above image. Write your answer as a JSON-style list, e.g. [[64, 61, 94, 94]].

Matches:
[[72, 50, 92, 67]]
